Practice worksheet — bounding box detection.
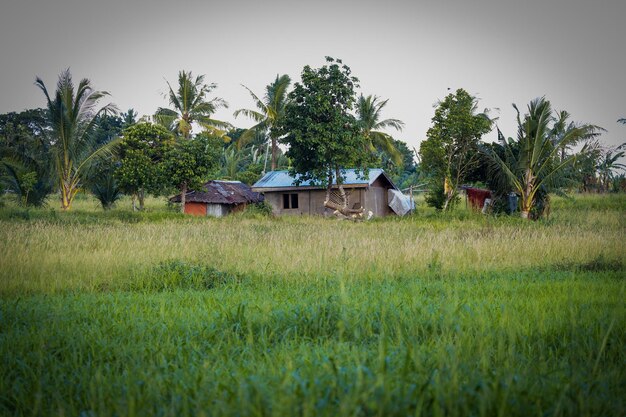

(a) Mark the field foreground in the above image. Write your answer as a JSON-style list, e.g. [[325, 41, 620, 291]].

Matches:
[[0, 194, 624, 416]]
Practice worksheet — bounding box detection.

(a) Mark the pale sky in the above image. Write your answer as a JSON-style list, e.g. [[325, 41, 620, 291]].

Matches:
[[1, 0, 625, 152]]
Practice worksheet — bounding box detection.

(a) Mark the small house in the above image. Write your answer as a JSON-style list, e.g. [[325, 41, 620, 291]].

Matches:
[[252, 169, 401, 217], [170, 180, 264, 217]]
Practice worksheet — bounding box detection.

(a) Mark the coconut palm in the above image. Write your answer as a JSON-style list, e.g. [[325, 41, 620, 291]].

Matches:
[[35, 69, 118, 210], [356, 94, 405, 165], [155, 70, 230, 139], [233, 74, 291, 171], [597, 143, 626, 192], [482, 97, 603, 219]]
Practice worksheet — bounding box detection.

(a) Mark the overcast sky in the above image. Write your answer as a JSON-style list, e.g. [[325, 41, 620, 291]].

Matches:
[[1, 0, 625, 152]]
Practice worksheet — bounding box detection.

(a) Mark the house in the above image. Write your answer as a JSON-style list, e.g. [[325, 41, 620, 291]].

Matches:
[[252, 169, 401, 217], [170, 180, 264, 217]]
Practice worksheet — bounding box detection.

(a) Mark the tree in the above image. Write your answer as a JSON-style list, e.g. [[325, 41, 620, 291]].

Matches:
[[596, 142, 626, 192], [356, 94, 404, 165], [233, 74, 291, 171], [115, 123, 175, 210], [419, 89, 493, 210], [162, 133, 222, 213], [155, 71, 229, 139], [482, 97, 603, 219], [278, 57, 373, 217], [0, 108, 54, 206], [35, 69, 118, 210]]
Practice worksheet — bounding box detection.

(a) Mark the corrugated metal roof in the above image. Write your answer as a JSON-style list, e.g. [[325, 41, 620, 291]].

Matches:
[[252, 168, 394, 189], [170, 180, 264, 204]]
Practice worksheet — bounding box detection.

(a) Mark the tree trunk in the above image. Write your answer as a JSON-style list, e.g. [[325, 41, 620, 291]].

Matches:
[[138, 188, 145, 211], [271, 136, 277, 171], [323, 167, 364, 219], [131, 194, 137, 211], [60, 177, 77, 210], [180, 182, 187, 214]]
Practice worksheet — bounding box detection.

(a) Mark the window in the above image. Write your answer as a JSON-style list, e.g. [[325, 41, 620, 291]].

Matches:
[[282, 193, 299, 209]]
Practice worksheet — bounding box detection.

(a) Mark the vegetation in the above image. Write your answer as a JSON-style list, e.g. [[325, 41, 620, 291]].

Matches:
[[419, 89, 493, 211], [154, 71, 229, 139], [161, 132, 222, 212], [356, 94, 405, 165], [234, 74, 291, 170], [116, 123, 175, 210], [0, 193, 624, 416], [279, 57, 374, 217], [482, 97, 603, 219], [35, 69, 118, 210], [1, 57, 625, 417]]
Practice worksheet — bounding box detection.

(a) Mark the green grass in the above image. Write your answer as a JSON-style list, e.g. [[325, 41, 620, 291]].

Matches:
[[0, 193, 624, 416]]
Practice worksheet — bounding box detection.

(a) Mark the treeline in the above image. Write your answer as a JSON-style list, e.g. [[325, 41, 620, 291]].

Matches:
[[0, 59, 624, 218]]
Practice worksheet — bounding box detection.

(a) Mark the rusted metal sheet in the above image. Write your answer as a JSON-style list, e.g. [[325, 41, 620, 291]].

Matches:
[[170, 181, 264, 205]]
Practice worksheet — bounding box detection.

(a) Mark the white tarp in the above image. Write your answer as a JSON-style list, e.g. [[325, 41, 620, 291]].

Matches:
[[388, 189, 414, 216]]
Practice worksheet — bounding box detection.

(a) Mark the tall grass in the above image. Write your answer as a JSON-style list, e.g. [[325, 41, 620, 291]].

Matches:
[[0, 193, 624, 416]]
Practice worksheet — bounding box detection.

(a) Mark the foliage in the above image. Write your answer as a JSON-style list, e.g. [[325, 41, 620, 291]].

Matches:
[[356, 94, 404, 165], [279, 57, 373, 215], [89, 159, 122, 210], [35, 69, 118, 210], [115, 123, 175, 209], [481, 97, 603, 219], [0, 193, 624, 416], [419, 89, 493, 210], [0, 108, 54, 206], [155, 71, 230, 139], [234, 74, 291, 170], [162, 132, 222, 212]]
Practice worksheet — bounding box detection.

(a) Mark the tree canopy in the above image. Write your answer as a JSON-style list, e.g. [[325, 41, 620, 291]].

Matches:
[[278, 57, 373, 217]]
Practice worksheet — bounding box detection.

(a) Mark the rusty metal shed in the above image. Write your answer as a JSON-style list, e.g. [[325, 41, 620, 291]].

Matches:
[[170, 180, 264, 217]]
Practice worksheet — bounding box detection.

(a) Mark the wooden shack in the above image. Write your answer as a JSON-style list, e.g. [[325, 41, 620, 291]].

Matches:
[[170, 180, 264, 217], [252, 169, 399, 217]]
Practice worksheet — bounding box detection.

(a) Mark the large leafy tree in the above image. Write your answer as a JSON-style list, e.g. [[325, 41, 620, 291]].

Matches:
[[356, 94, 404, 165], [233, 74, 291, 171], [36, 69, 118, 210], [115, 123, 175, 210], [278, 57, 373, 217], [155, 71, 229, 139], [482, 97, 603, 219], [162, 132, 222, 213], [419, 89, 493, 210]]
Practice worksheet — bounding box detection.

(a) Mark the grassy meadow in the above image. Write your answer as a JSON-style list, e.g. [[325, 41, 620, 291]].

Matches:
[[0, 194, 624, 416]]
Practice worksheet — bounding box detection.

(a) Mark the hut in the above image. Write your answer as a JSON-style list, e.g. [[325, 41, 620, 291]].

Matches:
[[170, 180, 264, 217], [462, 186, 492, 212], [252, 169, 400, 217]]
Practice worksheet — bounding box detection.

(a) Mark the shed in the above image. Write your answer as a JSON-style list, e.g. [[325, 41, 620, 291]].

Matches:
[[170, 180, 264, 217], [461, 186, 492, 211], [252, 169, 400, 217]]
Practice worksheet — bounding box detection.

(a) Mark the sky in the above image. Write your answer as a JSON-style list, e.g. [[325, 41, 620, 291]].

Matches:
[[1, 0, 625, 154]]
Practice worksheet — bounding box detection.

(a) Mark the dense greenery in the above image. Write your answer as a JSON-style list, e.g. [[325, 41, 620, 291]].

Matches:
[[482, 98, 603, 219], [36, 69, 118, 210], [279, 57, 374, 216], [419, 89, 493, 210], [234, 74, 291, 170], [0, 194, 624, 416]]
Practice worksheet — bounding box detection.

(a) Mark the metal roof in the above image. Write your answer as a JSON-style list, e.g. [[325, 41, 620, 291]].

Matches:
[[252, 169, 396, 190], [170, 180, 264, 204]]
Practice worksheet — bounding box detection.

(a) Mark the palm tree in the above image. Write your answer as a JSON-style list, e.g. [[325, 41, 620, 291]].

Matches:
[[155, 70, 229, 139], [233, 74, 291, 171], [356, 94, 405, 165], [483, 97, 602, 219], [36, 69, 118, 210], [597, 143, 626, 192]]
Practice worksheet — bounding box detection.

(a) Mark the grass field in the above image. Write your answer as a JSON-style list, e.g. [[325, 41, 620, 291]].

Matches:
[[0, 194, 624, 416]]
